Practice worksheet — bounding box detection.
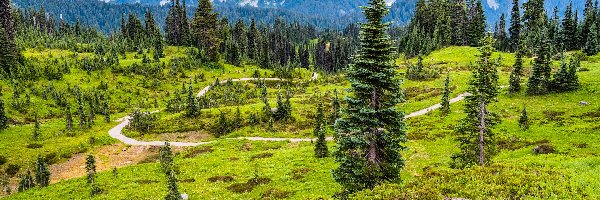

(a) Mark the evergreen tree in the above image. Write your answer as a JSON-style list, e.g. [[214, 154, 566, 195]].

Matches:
[[226, 40, 241, 66], [191, 0, 221, 62], [333, 0, 407, 195], [584, 23, 599, 56], [582, 0, 596, 48], [522, 0, 546, 52], [85, 155, 100, 196], [17, 170, 34, 192], [466, 0, 486, 46], [441, 72, 451, 115], [87, 105, 94, 128], [451, 35, 499, 168], [509, 0, 521, 52], [85, 155, 96, 185], [247, 18, 259, 61], [186, 86, 198, 117], [519, 106, 529, 130], [495, 14, 509, 51], [160, 142, 181, 200], [34, 155, 51, 187], [0, 26, 17, 76], [527, 28, 552, 95], [314, 100, 328, 158], [32, 113, 40, 140], [165, 0, 188, 46], [0, 0, 15, 40], [0, 98, 7, 130], [65, 104, 73, 131], [103, 100, 110, 123], [561, 2, 578, 51], [566, 57, 580, 91], [509, 45, 524, 94]]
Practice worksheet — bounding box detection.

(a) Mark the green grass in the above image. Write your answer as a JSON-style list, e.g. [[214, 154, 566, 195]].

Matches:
[[3, 46, 600, 199]]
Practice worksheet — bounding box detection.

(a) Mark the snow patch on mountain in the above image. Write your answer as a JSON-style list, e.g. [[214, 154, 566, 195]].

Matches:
[[239, 0, 259, 7], [160, 0, 169, 6]]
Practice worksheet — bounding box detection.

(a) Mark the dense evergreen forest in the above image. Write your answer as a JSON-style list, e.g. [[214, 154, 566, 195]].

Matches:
[[1, 0, 600, 199]]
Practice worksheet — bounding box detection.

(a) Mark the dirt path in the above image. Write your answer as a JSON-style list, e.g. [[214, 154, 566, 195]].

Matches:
[[109, 74, 469, 147]]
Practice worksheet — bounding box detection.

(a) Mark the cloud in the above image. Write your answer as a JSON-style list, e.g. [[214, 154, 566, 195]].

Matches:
[[487, 0, 499, 10]]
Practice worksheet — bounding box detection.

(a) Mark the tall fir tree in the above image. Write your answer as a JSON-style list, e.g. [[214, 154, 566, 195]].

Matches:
[[509, 45, 524, 94], [527, 28, 552, 95], [85, 155, 100, 196], [65, 104, 73, 131], [494, 14, 509, 51], [584, 23, 599, 56], [186, 86, 198, 117], [333, 0, 407, 195], [0, 26, 18, 76], [509, 0, 521, 52], [451, 35, 499, 168], [247, 18, 259, 61], [191, 0, 221, 62], [561, 2, 578, 51], [522, 0, 546, 52], [441, 72, 451, 115], [160, 142, 181, 200], [0, 0, 15, 40], [466, 0, 486, 46], [34, 155, 51, 187], [0, 98, 7, 130], [314, 100, 328, 158], [582, 0, 596, 47]]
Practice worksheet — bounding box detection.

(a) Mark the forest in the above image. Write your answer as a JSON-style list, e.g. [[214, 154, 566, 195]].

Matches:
[[0, 0, 599, 199]]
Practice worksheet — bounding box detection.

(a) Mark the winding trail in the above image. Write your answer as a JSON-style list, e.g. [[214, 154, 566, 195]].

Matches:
[[108, 73, 471, 147]]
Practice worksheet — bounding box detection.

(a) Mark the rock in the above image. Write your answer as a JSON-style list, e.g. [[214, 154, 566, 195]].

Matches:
[[181, 193, 189, 200], [579, 101, 589, 106], [533, 144, 554, 154]]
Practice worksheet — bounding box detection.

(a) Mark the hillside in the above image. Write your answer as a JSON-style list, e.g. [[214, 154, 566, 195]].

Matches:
[[2, 46, 600, 199]]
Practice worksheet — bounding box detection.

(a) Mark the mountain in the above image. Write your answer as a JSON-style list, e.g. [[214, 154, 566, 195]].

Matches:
[[12, 0, 586, 34]]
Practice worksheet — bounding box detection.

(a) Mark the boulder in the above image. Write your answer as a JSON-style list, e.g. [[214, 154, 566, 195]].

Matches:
[[533, 143, 554, 154], [579, 101, 589, 106], [181, 193, 189, 200]]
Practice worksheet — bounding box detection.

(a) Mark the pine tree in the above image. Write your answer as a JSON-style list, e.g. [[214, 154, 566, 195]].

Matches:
[[451, 35, 499, 168], [0, 0, 15, 40], [567, 57, 580, 91], [466, 0, 486, 46], [34, 155, 51, 187], [509, 45, 524, 94], [333, 0, 407, 194], [85, 155, 100, 196], [495, 14, 508, 51], [87, 105, 94, 128], [65, 104, 73, 131], [561, 2, 578, 51], [186, 86, 198, 117], [247, 18, 259, 61], [191, 0, 221, 62], [0, 98, 7, 130], [519, 106, 529, 130], [527, 28, 552, 95], [509, 0, 521, 52], [551, 58, 571, 92], [159, 142, 174, 174], [160, 142, 181, 200], [582, 0, 596, 47], [314, 100, 328, 158], [584, 23, 599, 56], [0, 26, 17, 76], [103, 100, 110, 123], [17, 170, 34, 192], [441, 72, 451, 115], [32, 113, 40, 140], [522, 0, 546, 52], [85, 155, 96, 185]]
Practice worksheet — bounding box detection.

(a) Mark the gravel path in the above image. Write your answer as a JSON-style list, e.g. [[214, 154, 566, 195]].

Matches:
[[108, 73, 469, 147]]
